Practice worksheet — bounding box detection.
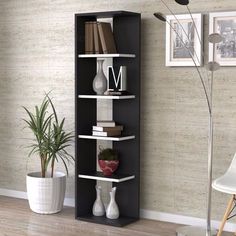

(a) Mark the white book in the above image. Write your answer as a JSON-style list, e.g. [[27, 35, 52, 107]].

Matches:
[[96, 120, 116, 127], [92, 125, 123, 132], [92, 130, 121, 137]]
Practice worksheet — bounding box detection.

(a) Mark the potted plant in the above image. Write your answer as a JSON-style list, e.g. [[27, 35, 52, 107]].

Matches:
[[23, 94, 74, 214], [98, 147, 119, 176]]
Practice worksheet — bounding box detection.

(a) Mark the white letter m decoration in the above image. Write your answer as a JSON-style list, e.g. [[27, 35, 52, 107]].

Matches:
[[107, 66, 127, 91]]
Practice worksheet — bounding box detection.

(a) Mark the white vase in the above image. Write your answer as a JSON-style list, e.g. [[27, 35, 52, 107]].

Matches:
[[26, 172, 66, 214], [106, 187, 119, 219], [92, 185, 105, 216], [92, 60, 107, 95]]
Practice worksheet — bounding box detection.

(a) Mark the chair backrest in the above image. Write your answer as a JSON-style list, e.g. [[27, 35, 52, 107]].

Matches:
[[227, 152, 236, 173]]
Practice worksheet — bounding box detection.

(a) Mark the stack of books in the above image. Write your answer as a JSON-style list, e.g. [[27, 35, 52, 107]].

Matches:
[[85, 21, 117, 54], [92, 121, 123, 137]]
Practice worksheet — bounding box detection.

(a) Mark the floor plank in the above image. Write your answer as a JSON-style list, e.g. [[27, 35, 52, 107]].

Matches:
[[0, 196, 232, 236]]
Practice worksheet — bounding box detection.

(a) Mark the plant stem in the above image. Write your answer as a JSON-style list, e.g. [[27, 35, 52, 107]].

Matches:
[[40, 156, 44, 177], [41, 155, 46, 178], [51, 157, 55, 178]]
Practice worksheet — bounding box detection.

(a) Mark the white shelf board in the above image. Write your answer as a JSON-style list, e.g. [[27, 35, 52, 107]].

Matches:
[[78, 135, 135, 141], [78, 53, 136, 58], [78, 95, 135, 99], [78, 172, 135, 183]]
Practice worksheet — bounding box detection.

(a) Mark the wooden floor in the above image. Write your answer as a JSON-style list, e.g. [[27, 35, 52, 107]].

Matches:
[[0, 196, 232, 236]]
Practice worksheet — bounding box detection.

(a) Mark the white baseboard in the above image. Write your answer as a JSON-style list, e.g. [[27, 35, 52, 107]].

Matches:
[[63, 197, 75, 207], [0, 188, 27, 199], [140, 209, 236, 233], [0, 188, 75, 207], [0, 188, 235, 233]]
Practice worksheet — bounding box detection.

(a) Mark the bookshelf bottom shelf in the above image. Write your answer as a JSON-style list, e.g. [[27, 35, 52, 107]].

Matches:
[[76, 214, 138, 227]]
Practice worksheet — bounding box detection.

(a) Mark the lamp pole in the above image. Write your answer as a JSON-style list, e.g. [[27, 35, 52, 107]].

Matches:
[[154, 1, 224, 234], [175, 37, 221, 236]]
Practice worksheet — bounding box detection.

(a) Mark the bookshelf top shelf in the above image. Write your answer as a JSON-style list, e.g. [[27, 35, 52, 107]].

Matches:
[[75, 11, 140, 18], [78, 54, 136, 58]]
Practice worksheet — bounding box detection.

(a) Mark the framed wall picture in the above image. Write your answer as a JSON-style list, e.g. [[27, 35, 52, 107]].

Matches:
[[209, 11, 236, 66], [166, 13, 202, 67]]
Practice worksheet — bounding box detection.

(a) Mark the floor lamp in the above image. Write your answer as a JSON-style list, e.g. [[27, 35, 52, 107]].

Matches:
[[154, 1, 224, 235]]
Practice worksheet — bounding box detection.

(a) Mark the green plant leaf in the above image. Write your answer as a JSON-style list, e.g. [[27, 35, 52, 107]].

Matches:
[[23, 94, 74, 178]]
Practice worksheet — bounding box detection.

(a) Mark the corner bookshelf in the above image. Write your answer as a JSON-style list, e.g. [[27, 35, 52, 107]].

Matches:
[[75, 11, 140, 227]]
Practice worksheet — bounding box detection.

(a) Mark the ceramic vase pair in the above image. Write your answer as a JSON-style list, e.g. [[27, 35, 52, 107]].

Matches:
[[92, 186, 119, 219]]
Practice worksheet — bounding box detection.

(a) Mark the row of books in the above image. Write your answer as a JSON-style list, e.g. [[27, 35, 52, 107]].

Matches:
[[92, 120, 123, 137], [85, 21, 117, 54]]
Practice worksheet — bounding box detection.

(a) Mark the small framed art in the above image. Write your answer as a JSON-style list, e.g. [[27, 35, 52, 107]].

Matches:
[[209, 11, 236, 66], [166, 13, 202, 67]]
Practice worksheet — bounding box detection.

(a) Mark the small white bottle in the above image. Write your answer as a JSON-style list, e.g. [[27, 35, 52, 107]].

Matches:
[[92, 185, 105, 216], [106, 187, 119, 219]]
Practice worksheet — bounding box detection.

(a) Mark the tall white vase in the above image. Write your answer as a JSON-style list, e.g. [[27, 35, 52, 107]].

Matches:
[[92, 59, 107, 95], [106, 187, 119, 219], [92, 186, 105, 216]]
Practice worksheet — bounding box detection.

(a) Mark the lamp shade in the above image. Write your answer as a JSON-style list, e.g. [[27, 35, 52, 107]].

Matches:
[[208, 33, 224, 44], [153, 12, 166, 22], [207, 61, 220, 71], [175, 0, 189, 5]]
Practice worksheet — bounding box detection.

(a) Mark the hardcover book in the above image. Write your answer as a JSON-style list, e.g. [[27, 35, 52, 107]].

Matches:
[[92, 130, 121, 137], [85, 21, 94, 54], [97, 22, 117, 54], [93, 22, 102, 54], [96, 120, 116, 127], [92, 125, 123, 132]]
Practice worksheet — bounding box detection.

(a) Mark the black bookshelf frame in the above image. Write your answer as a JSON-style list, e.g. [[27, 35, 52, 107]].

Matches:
[[75, 11, 141, 227]]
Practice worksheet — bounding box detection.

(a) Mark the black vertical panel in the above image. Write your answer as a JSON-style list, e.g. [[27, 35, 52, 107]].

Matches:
[[75, 15, 97, 217], [113, 14, 141, 219]]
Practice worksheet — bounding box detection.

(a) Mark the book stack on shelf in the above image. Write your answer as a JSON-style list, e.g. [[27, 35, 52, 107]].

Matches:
[[92, 120, 123, 137], [85, 21, 117, 54]]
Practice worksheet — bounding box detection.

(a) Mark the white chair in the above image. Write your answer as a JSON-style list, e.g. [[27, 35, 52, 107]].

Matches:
[[212, 153, 236, 236]]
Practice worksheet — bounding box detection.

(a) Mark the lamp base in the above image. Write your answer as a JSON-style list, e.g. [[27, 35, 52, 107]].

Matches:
[[176, 226, 217, 236]]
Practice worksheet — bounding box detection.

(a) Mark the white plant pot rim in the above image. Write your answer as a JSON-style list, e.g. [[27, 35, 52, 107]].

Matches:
[[27, 171, 66, 179]]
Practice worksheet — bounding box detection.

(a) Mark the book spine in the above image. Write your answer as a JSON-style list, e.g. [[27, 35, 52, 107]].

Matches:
[[93, 130, 121, 137], [104, 23, 117, 53], [85, 22, 89, 53], [92, 131, 106, 136], [85, 22, 94, 54], [90, 22, 94, 54], [106, 130, 121, 136], [92, 126, 103, 131], [93, 126, 123, 132], [93, 22, 102, 54], [96, 122, 116, 127], [97, 22, 108, 54], [103, 126, 123, 132]]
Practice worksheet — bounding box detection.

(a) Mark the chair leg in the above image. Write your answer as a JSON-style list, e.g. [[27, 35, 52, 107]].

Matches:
[[217, 194, 235, 236]]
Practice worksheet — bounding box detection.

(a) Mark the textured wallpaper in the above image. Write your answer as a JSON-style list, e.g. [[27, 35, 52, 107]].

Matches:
[[0, 0, 236, 222]]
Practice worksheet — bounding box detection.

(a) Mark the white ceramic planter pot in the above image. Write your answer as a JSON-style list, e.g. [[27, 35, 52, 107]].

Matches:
[[26, 172, 66, 214]]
